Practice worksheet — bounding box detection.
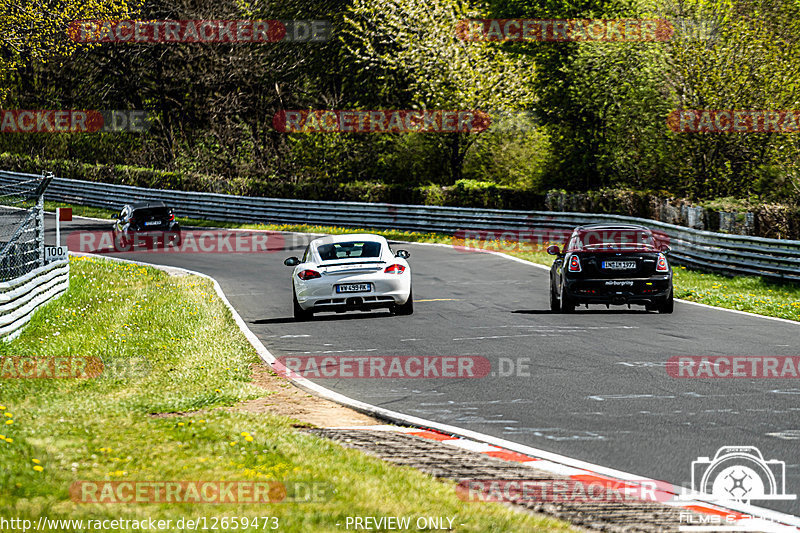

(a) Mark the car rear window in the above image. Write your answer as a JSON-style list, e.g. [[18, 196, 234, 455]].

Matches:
[[132, 207, 169, 219], [317, 241, 382, 260], [570, 230, 656, 250]]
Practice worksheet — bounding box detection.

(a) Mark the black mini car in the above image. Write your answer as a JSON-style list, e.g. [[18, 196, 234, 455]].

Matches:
[[548, 224, 673, 313], [112, 201, 181, 248]]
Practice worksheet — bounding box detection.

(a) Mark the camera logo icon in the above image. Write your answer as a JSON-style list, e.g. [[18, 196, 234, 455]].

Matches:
[[691, 446, 797, 503]]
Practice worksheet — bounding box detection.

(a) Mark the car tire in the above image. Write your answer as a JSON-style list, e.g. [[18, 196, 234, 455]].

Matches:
[[293, 288, 314, 321], [394, 288, 414, 316], [116, 233, 131, 251], [560, 283, 575, 313], [550, 284, 561, 312], [658, 290, 674, 314]]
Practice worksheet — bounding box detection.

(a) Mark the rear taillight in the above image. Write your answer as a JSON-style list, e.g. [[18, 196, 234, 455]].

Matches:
[[297, 269, 321, 280], [568, 255, 582, 273], [656, 253, 669, 272], [384, 264, 406, 274]]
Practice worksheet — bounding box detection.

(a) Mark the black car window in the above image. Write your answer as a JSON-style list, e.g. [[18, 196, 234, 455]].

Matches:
[[132, 207, 170, 219], [317, 241, 382, 260]]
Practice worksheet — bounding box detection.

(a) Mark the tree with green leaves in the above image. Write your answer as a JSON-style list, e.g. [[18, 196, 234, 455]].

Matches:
[[342, 0, 536, 182], [0, 0, 139, 103]]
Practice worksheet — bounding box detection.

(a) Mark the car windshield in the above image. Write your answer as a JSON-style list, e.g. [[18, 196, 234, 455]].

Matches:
[[317, 241, 382, 261], [572, 230, 656, 250]]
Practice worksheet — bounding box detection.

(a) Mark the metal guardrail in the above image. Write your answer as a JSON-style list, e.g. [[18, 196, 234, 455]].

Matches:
[[0, 259, 69, 339], [1, 170, 799, 282], [0, 173, 51, 281], [0, 172, 69, 339]]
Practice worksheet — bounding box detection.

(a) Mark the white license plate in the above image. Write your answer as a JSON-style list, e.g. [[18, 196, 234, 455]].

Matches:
[[602, 261, 636, 270], [144, 220, 161, 226], [336, 283, 371, 293]]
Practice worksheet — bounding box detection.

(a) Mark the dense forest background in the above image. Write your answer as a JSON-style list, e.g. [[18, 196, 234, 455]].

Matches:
[[1, 0, 800, 210]]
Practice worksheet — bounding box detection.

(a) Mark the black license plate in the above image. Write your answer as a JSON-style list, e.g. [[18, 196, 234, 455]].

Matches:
[[602, 260, 636, 270]]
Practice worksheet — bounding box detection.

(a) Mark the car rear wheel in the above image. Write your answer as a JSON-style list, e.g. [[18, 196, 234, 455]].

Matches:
[[293, 288, 314, 321], [560, 283, 575, 313], [658, 290, 674, 314], [394, 288, 414, 316], [550, 285, 560, 312]]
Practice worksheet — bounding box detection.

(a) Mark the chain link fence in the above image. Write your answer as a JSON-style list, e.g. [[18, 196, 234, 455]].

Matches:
[[0, 172, 52, 282]]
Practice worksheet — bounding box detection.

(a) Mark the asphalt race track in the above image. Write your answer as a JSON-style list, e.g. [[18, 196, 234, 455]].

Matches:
[[48, 215, 800, 516]]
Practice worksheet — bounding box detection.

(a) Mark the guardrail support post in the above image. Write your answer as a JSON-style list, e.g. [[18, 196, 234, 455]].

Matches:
[[36, 195, 45, 268]]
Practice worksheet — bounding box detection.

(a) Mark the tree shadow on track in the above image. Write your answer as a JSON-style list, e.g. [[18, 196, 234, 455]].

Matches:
[[513, 309, 651, 315], [253, 311, 393, 324]]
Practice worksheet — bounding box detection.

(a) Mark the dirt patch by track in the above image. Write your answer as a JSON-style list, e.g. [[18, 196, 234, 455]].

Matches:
[[236, 363, 382, 428]]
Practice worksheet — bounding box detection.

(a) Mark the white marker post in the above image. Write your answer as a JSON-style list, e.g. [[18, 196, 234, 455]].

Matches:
[[46, 208, 72, 262], [55, 207, 61, 247]]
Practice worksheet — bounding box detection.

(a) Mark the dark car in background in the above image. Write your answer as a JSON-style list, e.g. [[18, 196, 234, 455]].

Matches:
[[112, 201, 181, 248], [548, 224, 673, 313]]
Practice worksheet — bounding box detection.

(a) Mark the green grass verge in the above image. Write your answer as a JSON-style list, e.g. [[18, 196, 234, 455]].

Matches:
[[44, 200, 800, 322], [0, 256, 573, 532]]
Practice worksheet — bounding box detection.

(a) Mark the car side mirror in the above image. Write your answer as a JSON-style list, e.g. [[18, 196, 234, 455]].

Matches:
[[395, 250, 410, 259], [659, 245, 671, 254], [546, 245, 561, 256], [284, 257, 300, 266]]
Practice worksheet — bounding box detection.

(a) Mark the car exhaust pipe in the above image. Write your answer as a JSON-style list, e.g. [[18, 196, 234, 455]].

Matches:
[[346, 297, 363, 308], [611, 295, 627, 305]]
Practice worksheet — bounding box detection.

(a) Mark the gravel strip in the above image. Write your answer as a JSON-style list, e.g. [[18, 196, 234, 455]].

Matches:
[[307, 428, 720, 533]]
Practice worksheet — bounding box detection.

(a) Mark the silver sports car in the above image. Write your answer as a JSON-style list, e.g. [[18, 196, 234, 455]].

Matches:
[[284, 233, 413, 320]]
